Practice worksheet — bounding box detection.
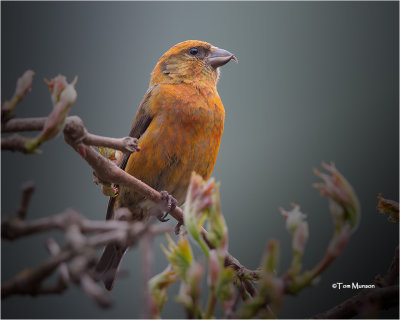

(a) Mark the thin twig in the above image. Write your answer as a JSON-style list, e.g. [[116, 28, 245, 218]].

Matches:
[[1, 134, 34, 153], [84, 133, 139, 154], [312, 286, 399, 319], [141, 228, 154, 318], [45, 238, 70, 285], [17, 181, 35, 219], [1, 249, 73, 299], [311, 246, 399, 319], [1, 206, 171, 304], [2, 116, 139, 154], [2, 117, 48, 132]]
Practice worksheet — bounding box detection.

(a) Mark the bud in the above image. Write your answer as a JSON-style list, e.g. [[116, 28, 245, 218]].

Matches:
[[149, 266, 177, 315], [184, 173, 229, 255], [261, 239, 280, 274], [25, 75, 78, 153], [206, 184, 228, 251], [45, 75, 76, 105], [3, 70, 35, 119], [15, 70, 34, 97], [314, 162, 360, 231], [280, 204, 307, 235], [377, 194, 399, 223], [161, 234, 193, 281]]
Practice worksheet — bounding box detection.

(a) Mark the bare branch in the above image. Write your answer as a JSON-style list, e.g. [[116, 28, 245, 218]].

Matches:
[[2, 117, 48, 132], [141, 228, 155, 318], [312, 246, 399, 319], [2, 116, 139, 154], [79, 274, 113, 308], [1, 134, 36, 154], [84, 133, 139, 154], [1, 249, 73, 299], [17, 181, 35, 219], [45, 238, 70, 285], [1, 204, 172, 307], [312, 286, 399, 319]]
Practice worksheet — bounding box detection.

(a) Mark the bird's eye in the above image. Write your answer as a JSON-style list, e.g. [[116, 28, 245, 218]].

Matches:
[[189, 47, 198, 55]]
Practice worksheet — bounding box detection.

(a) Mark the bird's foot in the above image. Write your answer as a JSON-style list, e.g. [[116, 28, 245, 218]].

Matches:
[[157, 191, 177, 222]]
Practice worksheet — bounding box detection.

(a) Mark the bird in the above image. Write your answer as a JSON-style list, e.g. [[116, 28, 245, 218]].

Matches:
[[95, 40, 237, 290]]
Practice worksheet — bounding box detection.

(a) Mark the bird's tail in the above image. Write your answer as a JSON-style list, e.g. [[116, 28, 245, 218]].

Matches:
[[95, 243, 127, 291]]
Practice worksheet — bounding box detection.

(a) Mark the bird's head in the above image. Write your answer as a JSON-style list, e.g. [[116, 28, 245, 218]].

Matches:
[[150, 40, 237, 88]]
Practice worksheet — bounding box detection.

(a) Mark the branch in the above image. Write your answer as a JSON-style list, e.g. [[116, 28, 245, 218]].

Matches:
[[1, 71, 258, 299], [17, 181, 35, 219], [312, 246, 399, 319], [2, 116, 139, 155], [1, 134, 36, 154], [1, 203, 171, 307], [2, 117, 48, 132], [62, 116, 257, 296], [2, 113, 257, 299]]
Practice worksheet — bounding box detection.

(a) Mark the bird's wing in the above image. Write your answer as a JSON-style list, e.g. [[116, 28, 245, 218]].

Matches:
[[105, 85, 158, 220]]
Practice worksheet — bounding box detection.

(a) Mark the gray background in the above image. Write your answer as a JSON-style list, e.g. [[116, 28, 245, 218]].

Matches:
[[1, 1, 398, 319]]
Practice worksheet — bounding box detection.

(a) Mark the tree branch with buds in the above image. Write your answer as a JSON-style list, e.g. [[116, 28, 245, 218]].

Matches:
[[1, 184, 171, 308], [2, 70, 398, 319], [1, 70, 256, 308]]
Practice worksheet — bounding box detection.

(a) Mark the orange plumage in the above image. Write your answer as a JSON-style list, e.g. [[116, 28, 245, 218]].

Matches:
[[96, 40, 237, 289]]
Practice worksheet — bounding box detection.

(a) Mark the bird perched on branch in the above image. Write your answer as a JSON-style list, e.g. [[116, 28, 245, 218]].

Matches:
[[96, 40, 237, 290]]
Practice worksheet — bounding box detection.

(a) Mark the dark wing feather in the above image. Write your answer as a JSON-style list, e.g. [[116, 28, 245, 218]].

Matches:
[[105, 85, 157, 220]]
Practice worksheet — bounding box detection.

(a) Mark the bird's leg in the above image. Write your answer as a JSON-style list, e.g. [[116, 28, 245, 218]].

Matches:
[[157, 190, 177, 222]]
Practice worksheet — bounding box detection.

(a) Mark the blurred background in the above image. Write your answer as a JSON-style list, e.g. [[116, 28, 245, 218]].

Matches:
[[1, 1, 398, 318]]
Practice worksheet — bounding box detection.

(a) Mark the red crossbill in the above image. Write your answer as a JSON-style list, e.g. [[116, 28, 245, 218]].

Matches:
[[96, 40, 237, 290]]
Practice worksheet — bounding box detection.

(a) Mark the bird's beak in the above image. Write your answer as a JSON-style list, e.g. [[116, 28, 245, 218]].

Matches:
[[207, 47, 238, 69]]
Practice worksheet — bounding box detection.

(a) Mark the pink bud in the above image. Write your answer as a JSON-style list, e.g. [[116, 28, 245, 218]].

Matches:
[[15, 70, 34, 97]]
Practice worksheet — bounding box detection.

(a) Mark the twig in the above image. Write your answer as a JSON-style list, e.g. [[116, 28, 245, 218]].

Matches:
[[16, 181, 35, 219], [1, 249, 73, 299], [139, 223, 173, 318], [1, 205, 170, 305], [312, 285, 399, 319], [1, 134, 35, 154], [45, 238, 70, 286], [79, 273, 113, 308], [84, 133, 139, 154], [2, 116, 139, 154], [2, 117, 48, 132], [141, 227, 155, 318], [311, 246, 399, 319]]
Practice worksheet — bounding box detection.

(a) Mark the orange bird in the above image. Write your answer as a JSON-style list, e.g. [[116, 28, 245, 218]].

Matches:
[[96, 40, 237, 290]]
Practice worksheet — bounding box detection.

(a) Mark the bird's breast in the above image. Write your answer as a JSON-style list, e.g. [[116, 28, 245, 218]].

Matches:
[[121, 84, 225, 210]]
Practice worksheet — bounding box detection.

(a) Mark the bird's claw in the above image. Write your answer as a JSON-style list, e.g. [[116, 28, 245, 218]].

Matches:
[[157, 212, 170, 222], [157, 191, 177, 223]]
